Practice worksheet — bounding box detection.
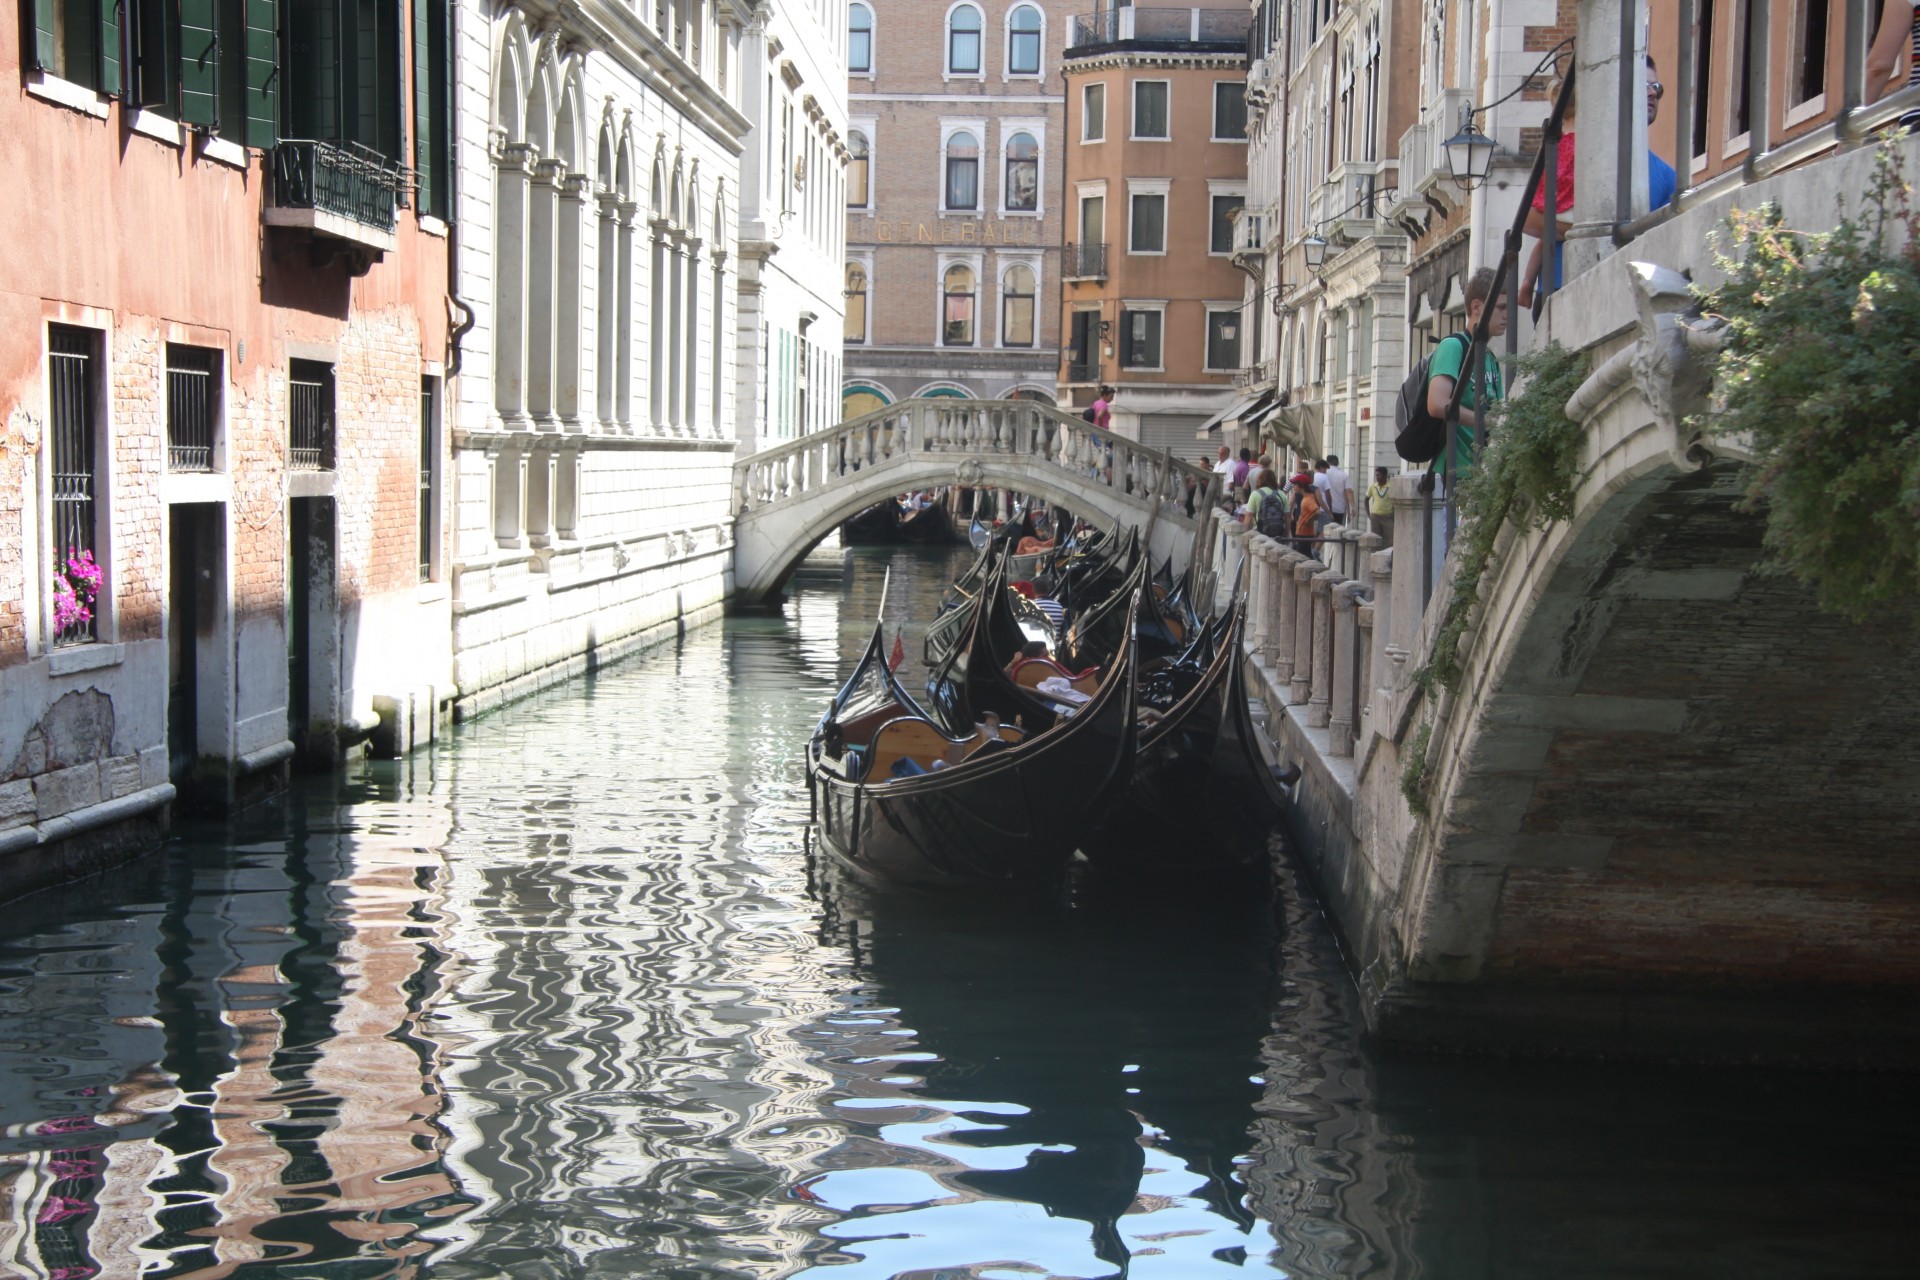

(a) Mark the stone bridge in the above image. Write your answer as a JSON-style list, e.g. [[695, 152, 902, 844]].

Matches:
[[730, 399, 1219, 603], [1222, 140, 1920, 1066]]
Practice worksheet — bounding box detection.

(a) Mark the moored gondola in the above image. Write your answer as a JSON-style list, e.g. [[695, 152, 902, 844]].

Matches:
[[808, 596, 1141, 894], [1081, 602, 1286, 880]]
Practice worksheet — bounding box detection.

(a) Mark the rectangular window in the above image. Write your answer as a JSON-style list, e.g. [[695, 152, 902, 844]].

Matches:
[[48, 326, 101, 646], [127, 0, 177, 113], [419, 376, 439, 581], [1003, 291, 1035, 347], [1729, 0, 1752, 141], [286, 0, 403, 161], [166, 344, 219, 472], [1789, 0, 1828, 107], [1356, 297, 1373, 377], [1079, 194, 1105, 245], [1209, 195, 1241, 254], [1129, 192, 1166, 253], [1083, 82, 1105, 141], [1206, 310, 1240, 371], [1119, 309, 1162, 369], [1213, 81, 1248, 140], [1132, 80, 1169, 139], [1335, 312, 1350, 381], [1690, 0, 1714, 161], [29, 0, 120, 93], [289, 359, 336, 470], [415, 0, 451, 217]]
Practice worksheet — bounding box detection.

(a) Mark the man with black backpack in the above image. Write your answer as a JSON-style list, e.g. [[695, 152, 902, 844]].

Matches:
[[1246, 468, 1290, 541], [1394, 267, 1507, 561]]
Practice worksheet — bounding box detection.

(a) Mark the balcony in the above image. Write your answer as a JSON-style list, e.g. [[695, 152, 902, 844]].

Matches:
[[1402, 89, 1472, 203], [1062, 356, 1101, 384], [1062, 242, 1109, 281], [1067, 7, 1251, 54], [265, 140, 405, 270]]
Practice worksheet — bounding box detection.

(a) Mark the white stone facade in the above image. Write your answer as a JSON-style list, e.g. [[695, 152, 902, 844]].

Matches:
[[450, 0, 810, 713], [734, 0, 851, 453]]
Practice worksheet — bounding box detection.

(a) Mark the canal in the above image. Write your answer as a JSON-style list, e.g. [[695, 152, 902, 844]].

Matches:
[[1, 545, 1914, 1279]]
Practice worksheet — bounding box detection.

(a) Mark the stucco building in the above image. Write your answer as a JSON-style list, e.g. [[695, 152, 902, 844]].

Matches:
[[1056, 2, 1252, 455], [2, 0, 455, 898], [840, 0, 1074, 415]]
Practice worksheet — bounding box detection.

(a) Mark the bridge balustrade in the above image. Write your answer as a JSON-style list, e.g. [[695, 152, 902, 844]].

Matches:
[[1214, 515, 1385, 759], [733, 398, 1217, 526]]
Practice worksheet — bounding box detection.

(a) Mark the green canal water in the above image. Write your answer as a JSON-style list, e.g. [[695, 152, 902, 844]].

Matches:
[[1, 545, 1914, 1278]]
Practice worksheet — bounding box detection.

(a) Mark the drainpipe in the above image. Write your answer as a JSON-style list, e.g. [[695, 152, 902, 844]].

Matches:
[[444, 0, 477, 374]]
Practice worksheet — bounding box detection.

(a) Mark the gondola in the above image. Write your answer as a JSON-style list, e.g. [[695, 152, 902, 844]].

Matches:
[[1081, 601, 1286, 880], [841, 501, 900, 544], [808, 595, 1141, 893], [897, 499, 953, 543], [925, 547, 1098, 736]]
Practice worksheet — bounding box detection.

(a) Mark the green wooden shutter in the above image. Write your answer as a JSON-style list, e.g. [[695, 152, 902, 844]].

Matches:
[[29, 0, 57, 72], [177, 0, 217, 125], [243, 0, 277, 147], [412, 0, 431, 213], [97, 0, 123, 93]]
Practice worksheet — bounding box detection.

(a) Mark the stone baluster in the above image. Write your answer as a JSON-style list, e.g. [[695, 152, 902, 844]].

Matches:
[[1355, 597, 1376, 740], [1244, 536, 1273, 655], [1289, 559, 1321, 705], [1369, 546, 1397, 723], [1389, 475, 1430, 682], [1355, 531, 1383, 597], [1308, 568, 1341, 728], [1269, 547, 1304, 677], [1330, 581, 1366, 754]]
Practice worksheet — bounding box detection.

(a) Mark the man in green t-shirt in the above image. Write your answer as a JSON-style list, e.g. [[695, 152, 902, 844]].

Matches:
[[1422, 267, 1507, 563]]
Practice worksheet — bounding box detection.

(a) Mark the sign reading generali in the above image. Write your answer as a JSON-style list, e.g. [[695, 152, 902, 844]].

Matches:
[[856, 218, 1046, 246]]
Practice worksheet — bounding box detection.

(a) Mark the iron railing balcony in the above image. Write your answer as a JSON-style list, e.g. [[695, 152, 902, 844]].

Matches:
[[1063, 357, 1100, 383], [265, 140, 404, 261], [1062, 242, 1108, 280], [1068, 7, 1252, 53]]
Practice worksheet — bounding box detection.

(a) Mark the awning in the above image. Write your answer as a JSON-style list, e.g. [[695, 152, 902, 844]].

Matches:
[[1197, 389, 1274, 436]]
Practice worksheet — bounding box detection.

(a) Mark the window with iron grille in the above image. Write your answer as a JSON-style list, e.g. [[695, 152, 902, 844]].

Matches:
[[419, 376, 439, 582], [167, 344, 219, 471], [289, 359, 335, 470], [48, 325, 100, 646]]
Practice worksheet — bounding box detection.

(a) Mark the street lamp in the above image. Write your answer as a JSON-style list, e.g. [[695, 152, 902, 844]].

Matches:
[[1442, 107, 1498, 187], [1301, 233, 1328, 270]]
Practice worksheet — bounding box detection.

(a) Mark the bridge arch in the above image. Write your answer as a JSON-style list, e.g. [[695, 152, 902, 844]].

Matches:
[[730, 398, 1219, 603]]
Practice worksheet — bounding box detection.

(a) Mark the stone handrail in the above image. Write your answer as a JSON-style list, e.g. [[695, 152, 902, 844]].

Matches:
[[733, 398, 1219, 527]]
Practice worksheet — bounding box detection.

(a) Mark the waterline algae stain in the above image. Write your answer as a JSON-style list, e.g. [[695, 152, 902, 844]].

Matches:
[[0, 546, 1913, 1278]]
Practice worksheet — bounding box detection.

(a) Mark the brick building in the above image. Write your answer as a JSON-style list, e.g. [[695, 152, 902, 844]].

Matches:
[[2, 0, 454, 898], [1055, 3, 1251, 455], [840, 0, 1075, 413]]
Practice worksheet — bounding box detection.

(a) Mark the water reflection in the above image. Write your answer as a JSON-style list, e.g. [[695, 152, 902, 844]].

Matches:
[[0, 544, 1914, 1279], [798, 876, 1282, 1277]]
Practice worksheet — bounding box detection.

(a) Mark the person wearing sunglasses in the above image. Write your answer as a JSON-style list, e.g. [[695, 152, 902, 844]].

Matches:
[[1518, 54, 1677, 308]]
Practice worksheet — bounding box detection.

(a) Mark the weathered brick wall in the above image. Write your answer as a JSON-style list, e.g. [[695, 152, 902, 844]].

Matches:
[[108, 328, 167, 643], [334, 303, 431, 607]]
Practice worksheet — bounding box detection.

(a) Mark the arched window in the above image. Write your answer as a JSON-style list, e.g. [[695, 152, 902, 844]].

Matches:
[[944, 130, 979, 210], [849, 2, 873, 74], [1007, 5, 1042, 76], [947, 4, 982, 76], [1004, 132, 1038, 212], [848, 130, 870, 208], [943, 264, 976, 346], [846, 264, 868, 344], [1001, 265, 1035, 347]]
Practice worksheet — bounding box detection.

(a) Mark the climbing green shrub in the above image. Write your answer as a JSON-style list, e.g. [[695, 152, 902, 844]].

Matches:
[[1696, 144, 1920, 623], [1399, 720, 1433, 818], [1411, 342, 1591, 698]]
